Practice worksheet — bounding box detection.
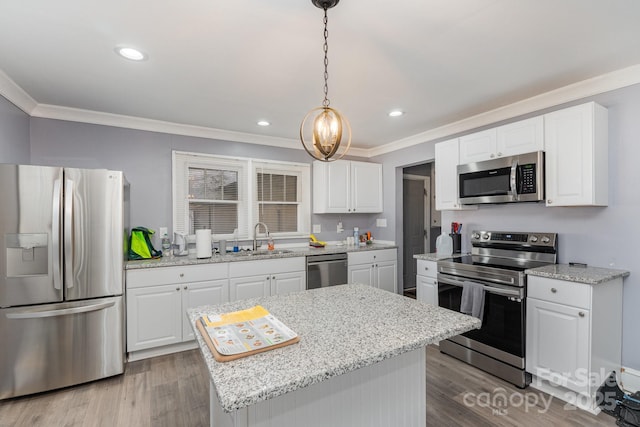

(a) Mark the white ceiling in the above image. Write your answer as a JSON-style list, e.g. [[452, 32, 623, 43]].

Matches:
[[1, 0, 640, 153]]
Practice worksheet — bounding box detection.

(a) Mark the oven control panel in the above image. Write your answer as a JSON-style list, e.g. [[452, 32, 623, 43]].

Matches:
[[471, 230, 557, 248]]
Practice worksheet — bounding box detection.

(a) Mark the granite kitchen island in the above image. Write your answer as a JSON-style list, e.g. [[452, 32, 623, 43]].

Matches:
[[188, 284, 480, 427]]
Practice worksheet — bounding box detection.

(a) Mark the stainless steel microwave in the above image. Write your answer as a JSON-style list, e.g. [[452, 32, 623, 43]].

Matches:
[[457, 151, 544, 205]]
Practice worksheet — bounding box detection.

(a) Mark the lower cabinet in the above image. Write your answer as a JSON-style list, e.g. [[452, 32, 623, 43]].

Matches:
[[228, 257, 306, 301], [416, 259, 438, 306], [347, 248, 397, 293], [526, 275, 623, 412], [126, 263, 229, 353]]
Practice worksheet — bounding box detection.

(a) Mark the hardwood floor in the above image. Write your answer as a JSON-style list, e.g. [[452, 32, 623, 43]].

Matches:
[[0, 346, 617, 426]]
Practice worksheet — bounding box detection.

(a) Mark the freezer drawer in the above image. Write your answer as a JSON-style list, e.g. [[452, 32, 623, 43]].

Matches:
[[0, 296, 125, 399]]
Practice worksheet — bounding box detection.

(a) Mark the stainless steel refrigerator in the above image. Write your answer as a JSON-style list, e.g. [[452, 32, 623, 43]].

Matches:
[[0, 164, 129, 399]]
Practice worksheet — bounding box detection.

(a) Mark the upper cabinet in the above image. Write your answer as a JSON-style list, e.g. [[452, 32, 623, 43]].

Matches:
[[544, 102, 608, 207], [313, 160, 383, 214], [459, 116, 544, 164], [434, 139, 476, 211]]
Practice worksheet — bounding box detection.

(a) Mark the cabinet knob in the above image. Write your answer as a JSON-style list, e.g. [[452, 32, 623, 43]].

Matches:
[[497, 152, 502, 157], [180, 273, 184, 278], [579, 312, 585, 317], [551, 288, 557, 293], [266, 276, 270, 280], [547, 200, 552, 204], [176, 287, 180, 291], [490, 154, 495, 158], [272, 276, 275, 280], [184, 286, 187, 290], [424, 267, 429, 271]]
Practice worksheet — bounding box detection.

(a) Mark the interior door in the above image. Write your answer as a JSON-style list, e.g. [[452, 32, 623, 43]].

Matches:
[[402, 175, 429, 291], [0, 164, 63, 307]]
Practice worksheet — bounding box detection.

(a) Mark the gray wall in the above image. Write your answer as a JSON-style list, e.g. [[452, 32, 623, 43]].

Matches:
[[372, 83, 640, 370], [28, 117, 380, 246], [0, 96, 30, 164]]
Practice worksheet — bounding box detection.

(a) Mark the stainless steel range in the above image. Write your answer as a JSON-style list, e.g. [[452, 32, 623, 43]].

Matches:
[[437, 230, 557, 388]]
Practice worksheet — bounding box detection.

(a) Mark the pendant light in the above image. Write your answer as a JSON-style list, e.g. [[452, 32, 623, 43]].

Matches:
[[300, 0, 351, 162]]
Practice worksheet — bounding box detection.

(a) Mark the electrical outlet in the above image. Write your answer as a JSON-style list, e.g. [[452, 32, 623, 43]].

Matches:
[[376, 218, 387, 227], [313, 224, 322, 233], [337, 221, 344, 233], [159, 226, 168, 237]]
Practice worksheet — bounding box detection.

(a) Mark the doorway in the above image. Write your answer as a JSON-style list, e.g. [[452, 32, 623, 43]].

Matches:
[[402, 163, 440, 297]]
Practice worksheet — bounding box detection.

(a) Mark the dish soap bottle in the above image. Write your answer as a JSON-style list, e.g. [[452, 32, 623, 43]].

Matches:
[[436, 231, 453, 256], [353, 227, 359, 247], [233, 228, 239, 252]]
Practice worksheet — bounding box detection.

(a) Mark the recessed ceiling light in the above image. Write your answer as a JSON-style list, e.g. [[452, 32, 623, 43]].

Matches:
[[257, 120, 270, 126], [115, 46, 147, 61], [389, 110, 404, 117]]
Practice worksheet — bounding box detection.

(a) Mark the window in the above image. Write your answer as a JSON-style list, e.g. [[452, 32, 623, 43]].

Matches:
[[173, 151, 310, 240], [254, 162, 307, 236], [188, 167, 239, 235]]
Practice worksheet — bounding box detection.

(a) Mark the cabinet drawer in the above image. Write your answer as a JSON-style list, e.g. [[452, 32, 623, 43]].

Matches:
[[527, 276, 591, 309], [348, 248, 396, 265], [126, 263, 229, 288], [416, 260, 437, 279], [228, 257, 305, 278]]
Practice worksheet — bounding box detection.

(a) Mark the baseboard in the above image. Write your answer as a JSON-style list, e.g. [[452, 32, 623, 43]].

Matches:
[[529, 376, 600, 415], [127, 341, 198, 362], [621, 367, 640, 393]]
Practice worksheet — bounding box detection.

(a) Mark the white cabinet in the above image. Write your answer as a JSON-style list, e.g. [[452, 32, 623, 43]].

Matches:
[[434, 139, 476, 211], [313, 160, 383, 213], [228, 257, 306, 301], [182, 280, 228, 340], [544, 102, 608, 207], [127, 284, 183, 351], [416, 259, 438, 306], [526, 275, 623, 412], [126, 263, 229, 353], [348, 248, 397, 293], [458, 116, 544, 164]]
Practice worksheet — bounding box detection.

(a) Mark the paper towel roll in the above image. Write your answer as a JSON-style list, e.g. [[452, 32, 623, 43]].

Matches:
[[196, 229, 212, 258]]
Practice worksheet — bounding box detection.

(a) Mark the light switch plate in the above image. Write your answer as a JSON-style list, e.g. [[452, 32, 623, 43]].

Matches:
[[376, 218, 387, 227], [313, 224, 322, 233]]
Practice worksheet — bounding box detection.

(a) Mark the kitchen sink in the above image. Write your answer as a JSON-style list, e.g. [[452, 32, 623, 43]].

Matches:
[[229, 249, 293, 257]]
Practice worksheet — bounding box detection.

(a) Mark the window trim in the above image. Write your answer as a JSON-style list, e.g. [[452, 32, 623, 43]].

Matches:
[[172, 151, 310, 241], [252, 160, 310, 239]]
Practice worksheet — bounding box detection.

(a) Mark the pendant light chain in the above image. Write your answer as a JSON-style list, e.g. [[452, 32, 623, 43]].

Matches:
[[322, 7, 330, 108]]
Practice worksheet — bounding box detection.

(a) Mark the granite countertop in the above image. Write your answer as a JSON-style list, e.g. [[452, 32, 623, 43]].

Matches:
[[187, 284, 480, 413], [525, 264, 630, 285], [126, 242, 397, 269], [413, 252, 468, 262]]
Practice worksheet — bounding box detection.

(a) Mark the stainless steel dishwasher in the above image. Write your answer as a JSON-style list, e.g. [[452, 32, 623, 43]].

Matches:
[[306, 253, 348, 289]]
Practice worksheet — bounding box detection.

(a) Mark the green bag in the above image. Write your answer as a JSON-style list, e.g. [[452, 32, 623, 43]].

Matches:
[[128, 227, 162, 260]]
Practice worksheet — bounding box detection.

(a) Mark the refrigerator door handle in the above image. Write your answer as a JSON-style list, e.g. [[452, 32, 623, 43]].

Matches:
[[64, 178, 74, 289], [52, 179, 62, 290], [5, 300, 115, 319]]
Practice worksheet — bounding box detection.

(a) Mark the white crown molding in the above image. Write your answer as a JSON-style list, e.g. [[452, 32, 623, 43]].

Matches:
[[3, 64, 639, 158], [0, 69, 38, 114], [28, 103, 370, 157], [367, 63, 640, 158]]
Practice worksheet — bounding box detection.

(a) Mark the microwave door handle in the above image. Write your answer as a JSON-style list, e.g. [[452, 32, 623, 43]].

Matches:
[[510, 160, 519, 200]]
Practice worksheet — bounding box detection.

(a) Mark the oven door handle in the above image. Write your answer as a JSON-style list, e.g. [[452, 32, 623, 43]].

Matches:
[[438, 276, 522, 298]]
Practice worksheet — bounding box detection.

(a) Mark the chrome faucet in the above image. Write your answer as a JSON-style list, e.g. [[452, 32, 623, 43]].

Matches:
[[253, 222, 270, 251]]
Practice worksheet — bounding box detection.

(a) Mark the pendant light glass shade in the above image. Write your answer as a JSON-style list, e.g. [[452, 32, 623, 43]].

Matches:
[[300, 106, 351, 161], [300, 0, 351, 162]]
